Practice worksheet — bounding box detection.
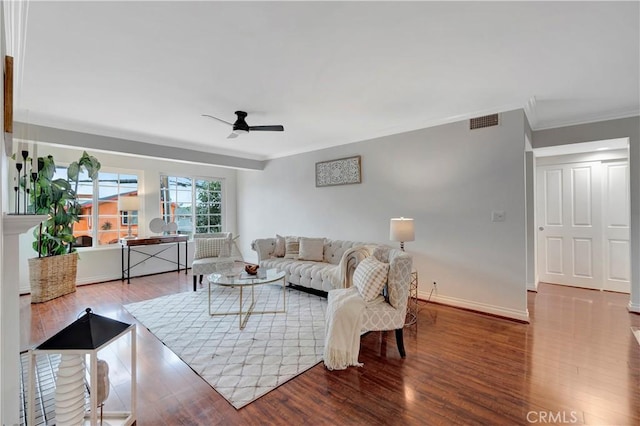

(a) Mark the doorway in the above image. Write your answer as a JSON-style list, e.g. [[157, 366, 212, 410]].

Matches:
[[534, 139, 630, 293]]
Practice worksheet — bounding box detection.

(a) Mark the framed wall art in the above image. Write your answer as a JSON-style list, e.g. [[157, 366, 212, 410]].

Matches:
[[315, 155, 361, 187]]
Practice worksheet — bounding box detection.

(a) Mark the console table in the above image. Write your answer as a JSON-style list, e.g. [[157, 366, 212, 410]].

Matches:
[[120, 235, 188, 283]]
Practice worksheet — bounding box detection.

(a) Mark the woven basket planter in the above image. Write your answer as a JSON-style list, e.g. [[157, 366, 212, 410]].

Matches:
[[29, 253, 78, 303]]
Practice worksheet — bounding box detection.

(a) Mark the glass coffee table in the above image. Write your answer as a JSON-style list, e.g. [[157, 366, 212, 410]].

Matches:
[[208, 267, 287, 329]]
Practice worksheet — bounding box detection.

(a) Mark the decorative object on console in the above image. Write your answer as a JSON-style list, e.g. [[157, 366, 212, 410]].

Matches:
[[316, 155, 361, 187], [28, 308, 136, 426], [165, 221, 178, 234], [149, 217, 178, 235], [390, 217, 415, 251], [118, 195, 139, 239], [149, 217, 165, 234]]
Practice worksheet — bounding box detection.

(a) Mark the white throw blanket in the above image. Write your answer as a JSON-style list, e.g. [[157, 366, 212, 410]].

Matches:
[[323, 287, 366, 370], [322, 245, 374, 289]]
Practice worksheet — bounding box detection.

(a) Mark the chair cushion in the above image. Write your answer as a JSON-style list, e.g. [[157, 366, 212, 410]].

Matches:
[[192, 257, 234, 275], [284, 236, 300, 259], [298, 237, 325, 261], [353, 256, 389, 302], [194, 237, 228, 260], [274, 234, 286, 257]]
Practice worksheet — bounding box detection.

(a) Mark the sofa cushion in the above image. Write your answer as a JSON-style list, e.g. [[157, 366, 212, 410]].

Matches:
[[298, 237, 325, 261], [274, 234, 286, 257], [353, 256, 389, 302], [194, 237, 229, 260], [284, 236, 300, 259], [260, 258, 339, 292]]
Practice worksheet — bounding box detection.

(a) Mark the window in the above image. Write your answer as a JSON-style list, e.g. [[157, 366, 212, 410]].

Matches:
[[53, 167, 139, 247], [160, 175, 223, 238]]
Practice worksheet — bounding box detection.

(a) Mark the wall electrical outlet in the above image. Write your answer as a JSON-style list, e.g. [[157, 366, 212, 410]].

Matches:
[[491, 210, 506, 222]]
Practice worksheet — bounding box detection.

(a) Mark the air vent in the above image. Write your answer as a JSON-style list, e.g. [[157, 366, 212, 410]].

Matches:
[[470, 114, 499, 130]]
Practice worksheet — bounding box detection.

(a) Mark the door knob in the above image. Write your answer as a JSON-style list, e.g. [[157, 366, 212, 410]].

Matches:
[[539, 226, 544, 231]]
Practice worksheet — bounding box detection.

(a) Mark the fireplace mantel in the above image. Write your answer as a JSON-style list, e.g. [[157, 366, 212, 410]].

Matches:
[[3, 213, 46, 235], [2, 213, 46, 425]]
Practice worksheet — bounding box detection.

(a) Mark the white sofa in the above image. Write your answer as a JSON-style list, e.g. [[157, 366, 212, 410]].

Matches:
[[251, 237, 370, 292]]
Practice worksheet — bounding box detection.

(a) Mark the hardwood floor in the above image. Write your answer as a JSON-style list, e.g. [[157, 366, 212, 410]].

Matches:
[[21, 274, 640, 425]]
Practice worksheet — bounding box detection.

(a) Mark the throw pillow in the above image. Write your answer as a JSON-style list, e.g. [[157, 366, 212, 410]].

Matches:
[[298, 237, 325, 261], [274, 234, 286, 257], [284, 236, 300, 259], [194, 237, 227, 260], [353, 256, 390, 302]]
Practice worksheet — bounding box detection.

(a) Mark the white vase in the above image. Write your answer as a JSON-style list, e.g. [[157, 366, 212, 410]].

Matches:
[[55, 354, 86, 426]]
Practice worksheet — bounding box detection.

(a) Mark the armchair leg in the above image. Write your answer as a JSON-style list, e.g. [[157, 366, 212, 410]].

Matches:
[[193, 275, 197, 291], [395, 328, 406, 358], [199, 275, 203, 284]]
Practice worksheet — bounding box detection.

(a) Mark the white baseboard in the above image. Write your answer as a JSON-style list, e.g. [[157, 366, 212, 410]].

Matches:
[[76, 273, 121, 286], [420, 291, 530, 323], [628, 301, 640, 314]]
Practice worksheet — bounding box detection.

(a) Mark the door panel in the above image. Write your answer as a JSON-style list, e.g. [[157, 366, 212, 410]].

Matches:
[[545, 169, 563, 225], [537, 162, 602, 289], [545, 237, 563, 274], [572, 167, 592, 226], [573, 238, 592, 278], [603, 161, 630, 292]]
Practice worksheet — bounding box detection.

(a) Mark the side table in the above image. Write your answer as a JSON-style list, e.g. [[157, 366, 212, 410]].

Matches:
[[405, 269, 418, 326]]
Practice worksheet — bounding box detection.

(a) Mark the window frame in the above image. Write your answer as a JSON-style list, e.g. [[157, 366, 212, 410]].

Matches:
[[53, 164, 141, 249], [160, 174, 225, 238]]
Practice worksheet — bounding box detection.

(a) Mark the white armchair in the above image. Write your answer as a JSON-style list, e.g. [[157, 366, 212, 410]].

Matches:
[[360, 246, 413, 357], [325, 245, 412, 368], [191, 233, 242, 291]]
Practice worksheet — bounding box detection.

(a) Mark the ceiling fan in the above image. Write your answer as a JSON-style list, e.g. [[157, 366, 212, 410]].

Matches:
[[202, 111, 284, 139]]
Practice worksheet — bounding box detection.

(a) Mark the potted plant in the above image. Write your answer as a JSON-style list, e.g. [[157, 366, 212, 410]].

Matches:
[[28, 151, 101, 303]]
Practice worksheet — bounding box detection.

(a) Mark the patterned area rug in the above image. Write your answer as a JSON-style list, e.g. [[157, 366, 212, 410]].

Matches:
[[124, 284, 327, 409]]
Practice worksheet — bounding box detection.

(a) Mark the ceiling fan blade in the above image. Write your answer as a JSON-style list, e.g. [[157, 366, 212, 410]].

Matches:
[[202, 114, 233, 126], [248, 125, 284, 132]]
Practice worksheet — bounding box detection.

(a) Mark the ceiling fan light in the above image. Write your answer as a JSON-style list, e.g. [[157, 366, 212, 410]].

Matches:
[[234, 129, 249, 135]]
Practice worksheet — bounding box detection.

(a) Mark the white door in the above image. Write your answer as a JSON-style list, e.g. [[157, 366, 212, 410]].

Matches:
[[602, 161, 631, 292], [536, 162, 603, 289]]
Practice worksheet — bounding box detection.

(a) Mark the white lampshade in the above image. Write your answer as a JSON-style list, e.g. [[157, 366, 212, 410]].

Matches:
[[118, 196, 139, 212], [390, 217, 415, 242]]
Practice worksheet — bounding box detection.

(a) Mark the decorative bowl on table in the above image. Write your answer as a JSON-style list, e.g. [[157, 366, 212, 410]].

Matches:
[[244, 264, 259, 276]]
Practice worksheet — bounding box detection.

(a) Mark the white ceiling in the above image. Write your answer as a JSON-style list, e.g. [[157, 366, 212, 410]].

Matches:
[[11, 1, 640, 161]]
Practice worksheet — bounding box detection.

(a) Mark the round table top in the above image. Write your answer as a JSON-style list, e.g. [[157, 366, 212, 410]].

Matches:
[[208, 268, 285, 287]]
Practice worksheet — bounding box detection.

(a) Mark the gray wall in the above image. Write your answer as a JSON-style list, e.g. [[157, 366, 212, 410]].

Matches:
[[238, 109, 529, 321], [533, 116, 640, 312]]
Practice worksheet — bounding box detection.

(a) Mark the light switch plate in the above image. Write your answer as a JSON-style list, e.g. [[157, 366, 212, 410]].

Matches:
[[492, 210, 506, 222]]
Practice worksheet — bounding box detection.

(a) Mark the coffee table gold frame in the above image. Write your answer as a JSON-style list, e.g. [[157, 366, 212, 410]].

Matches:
[[208, 268, 287, 330]]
